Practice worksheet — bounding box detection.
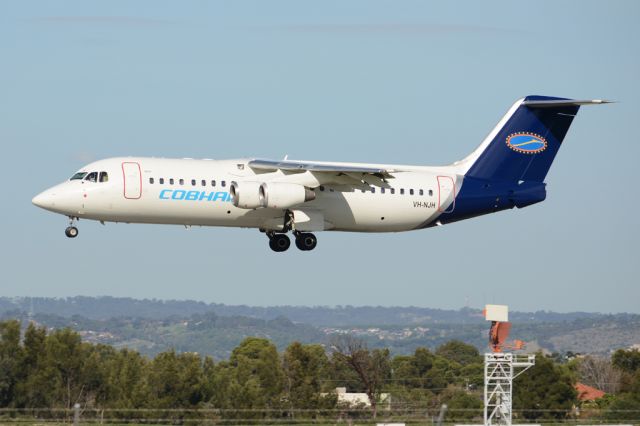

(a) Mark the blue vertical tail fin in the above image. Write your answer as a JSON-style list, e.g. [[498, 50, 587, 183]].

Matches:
[[458, 96, 609, 183]]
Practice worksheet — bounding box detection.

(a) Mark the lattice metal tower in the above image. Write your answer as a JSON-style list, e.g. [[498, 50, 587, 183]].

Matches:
[[484, 352, 535, 426], [482, 305, 535, 426]]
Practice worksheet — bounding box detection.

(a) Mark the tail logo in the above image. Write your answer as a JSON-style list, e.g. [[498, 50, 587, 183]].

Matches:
[[506, 132, 547, 154]]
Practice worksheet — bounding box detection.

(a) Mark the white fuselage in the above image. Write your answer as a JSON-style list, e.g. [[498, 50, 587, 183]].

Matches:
[[33, 157, 459, 233]]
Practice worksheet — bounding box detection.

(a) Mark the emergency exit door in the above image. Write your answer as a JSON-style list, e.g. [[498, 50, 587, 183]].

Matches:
[[122, 162, 142, 199]]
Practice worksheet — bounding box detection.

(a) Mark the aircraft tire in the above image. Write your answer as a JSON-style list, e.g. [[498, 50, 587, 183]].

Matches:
[[269, 234, 290, 252], [65, 226, 79, 238], [295, 233, 317, 251]]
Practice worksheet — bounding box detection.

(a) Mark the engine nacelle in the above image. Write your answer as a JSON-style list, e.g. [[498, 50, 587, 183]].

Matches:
[[229, 181, 263, 209], [259, 182, 316, 209]]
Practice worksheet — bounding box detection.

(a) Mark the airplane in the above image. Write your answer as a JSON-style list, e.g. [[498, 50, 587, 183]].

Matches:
[[32, 95, 608, 252]]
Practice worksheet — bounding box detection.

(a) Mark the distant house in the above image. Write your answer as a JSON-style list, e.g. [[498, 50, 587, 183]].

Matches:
[[332, 387, 391, 409], [575, 383, 605, 401]]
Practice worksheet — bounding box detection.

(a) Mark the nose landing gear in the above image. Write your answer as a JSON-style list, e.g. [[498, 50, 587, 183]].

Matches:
[[65, 217, 79, 238]]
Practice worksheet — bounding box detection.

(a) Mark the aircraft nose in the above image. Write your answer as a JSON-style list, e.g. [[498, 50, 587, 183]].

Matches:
[[32, 190, 55, 209]]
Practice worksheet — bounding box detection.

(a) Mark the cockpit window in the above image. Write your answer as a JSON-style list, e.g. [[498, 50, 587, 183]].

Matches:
[[85, 172, 98, 182], [99, 172, 109, 182], [70, 172, 87, 180]]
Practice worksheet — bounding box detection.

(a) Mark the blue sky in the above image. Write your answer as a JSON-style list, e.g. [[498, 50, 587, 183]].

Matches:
[[1, 1, 638, 313]]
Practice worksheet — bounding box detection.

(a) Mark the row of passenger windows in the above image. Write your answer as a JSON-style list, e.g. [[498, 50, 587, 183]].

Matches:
[[148, 178, 432, 196], [70, 171, 109, 183], [149, 178, 227, 187], [319, 185, 433, 196]]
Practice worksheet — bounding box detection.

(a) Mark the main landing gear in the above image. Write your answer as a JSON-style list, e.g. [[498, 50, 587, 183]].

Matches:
[[294, 231, 317, 251], [268, 233, 291, 252], [65, 217, 79, 238], [266, 210, 318, 252], [267, 231, 318, 252]]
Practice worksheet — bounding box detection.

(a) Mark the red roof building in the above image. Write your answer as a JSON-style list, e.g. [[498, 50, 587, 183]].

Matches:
[[575, 382, 605, 401]]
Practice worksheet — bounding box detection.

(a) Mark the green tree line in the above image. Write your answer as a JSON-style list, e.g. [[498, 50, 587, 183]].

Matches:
[[1, 320, 639, 423]]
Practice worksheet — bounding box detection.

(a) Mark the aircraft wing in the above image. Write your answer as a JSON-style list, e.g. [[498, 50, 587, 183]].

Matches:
[[249, 159, 394, 176], [248, 159, 396, 186]]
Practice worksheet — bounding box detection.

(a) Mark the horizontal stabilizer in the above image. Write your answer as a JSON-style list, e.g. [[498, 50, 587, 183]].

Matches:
[[523, 99, 613, 108]]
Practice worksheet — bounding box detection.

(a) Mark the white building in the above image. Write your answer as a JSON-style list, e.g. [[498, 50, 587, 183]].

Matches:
[[334, 387, 391, 409]]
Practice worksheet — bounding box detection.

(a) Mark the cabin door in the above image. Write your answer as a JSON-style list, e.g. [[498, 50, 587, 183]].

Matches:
[[437, 176, 455, 213], [122, 162, 142, 199]]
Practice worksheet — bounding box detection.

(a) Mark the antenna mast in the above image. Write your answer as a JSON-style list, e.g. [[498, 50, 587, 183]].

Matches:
[[483, 305, 535, 426]]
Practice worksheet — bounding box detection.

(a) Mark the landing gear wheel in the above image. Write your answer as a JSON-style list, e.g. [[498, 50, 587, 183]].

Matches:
[[269, 234, 290, 252], [295, 233, 317, 251], [65, 226, 79, 238]]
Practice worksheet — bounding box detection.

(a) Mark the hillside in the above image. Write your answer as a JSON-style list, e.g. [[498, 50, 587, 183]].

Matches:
[[1, 297, 638, 358], [0, 296, 604, 324]]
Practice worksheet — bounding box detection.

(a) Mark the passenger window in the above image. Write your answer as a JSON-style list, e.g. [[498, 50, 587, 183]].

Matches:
[[381, 188, 385, 194], [419, 189, 423, 196], [371, 187, 375, 193], [179, 179, 184, 185], [211, 180, 216, 187], [391, 188, 395, 194], [169, 178, 174, 185], [319, 186, 325, 191], [99, 172, 109, 182], [429, 189, 433, 196], [191, 179, 196, 186], [400, 188, 405, 195], [149, 178, 154, 184], [70, 172, 87, 180], [159, 178, 165, 184], [201, 180, 206, 186], [410, 189, 414, 195], [221, 181, 226, 187], [85, 172, 98, 182]]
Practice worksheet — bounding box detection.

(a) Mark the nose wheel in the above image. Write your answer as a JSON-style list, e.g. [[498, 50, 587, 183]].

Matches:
[[65, 217, 79, 238]]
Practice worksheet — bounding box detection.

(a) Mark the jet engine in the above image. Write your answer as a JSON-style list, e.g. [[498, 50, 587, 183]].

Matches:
[[259, 182, 316, 209], [229, 181, 263, 209]]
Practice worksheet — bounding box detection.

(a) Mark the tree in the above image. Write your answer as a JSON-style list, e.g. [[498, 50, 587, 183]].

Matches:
[[330, 335, 391, 418], [213, 337, 285, 410], [42, 328, 87, 410], [147, 350, 207, 408], [435, 340, 481, 366], [612, 349, 640, 374], [14, 323, 47, 407], [102, 348, 150, 409], [0, 320, 23, 407], [513, 353, 577, 420], [440, 387, 483, 422], [604, 392, 640, 422], [283, 342, 334, 411], [578, 355, 621, 393]]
